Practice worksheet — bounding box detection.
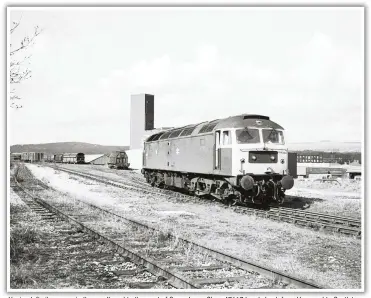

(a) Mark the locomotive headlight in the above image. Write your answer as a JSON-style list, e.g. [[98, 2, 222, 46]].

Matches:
[[270, 155, 276, 161], [252, 155, 257, 161]]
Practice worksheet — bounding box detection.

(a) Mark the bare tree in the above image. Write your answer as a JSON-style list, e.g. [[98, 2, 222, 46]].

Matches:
[[10, 16, 42, 108]]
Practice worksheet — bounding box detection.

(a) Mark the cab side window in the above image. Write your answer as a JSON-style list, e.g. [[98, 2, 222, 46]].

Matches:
[[223, 130, 231, 145], [215, 131, 221, 145]]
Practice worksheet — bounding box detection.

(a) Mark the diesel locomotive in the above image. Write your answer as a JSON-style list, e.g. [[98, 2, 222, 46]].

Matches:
[[142, 114, 294, 205]]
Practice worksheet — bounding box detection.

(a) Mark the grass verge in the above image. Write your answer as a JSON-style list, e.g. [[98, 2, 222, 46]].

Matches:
[[9, 190, 49, 288]]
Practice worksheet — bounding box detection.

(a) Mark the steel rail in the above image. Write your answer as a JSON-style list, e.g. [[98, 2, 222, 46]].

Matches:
[[13, 178, 200, 289], [233, 206, 361, 236], [269, 207, 361, 227]]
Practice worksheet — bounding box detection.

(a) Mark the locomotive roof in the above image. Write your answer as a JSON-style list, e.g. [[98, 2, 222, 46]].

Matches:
[[215, 114, 283, 130], [145, 114, 284, 142]]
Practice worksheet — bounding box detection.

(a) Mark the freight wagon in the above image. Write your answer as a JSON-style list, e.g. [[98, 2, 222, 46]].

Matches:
[[43, 154, 55, 163], [62, 153, 85, 164], [54, 154, 63, 163], [21, 152, 44, 162], [29, 152, 44, 162]]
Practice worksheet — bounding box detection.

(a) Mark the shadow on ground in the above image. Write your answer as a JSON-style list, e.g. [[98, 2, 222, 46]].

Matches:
[[281, 195, 324, 209]]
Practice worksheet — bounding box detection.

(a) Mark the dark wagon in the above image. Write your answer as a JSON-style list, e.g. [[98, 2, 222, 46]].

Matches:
[[107, 151, 130, 169], [54, 154, 63, 163]]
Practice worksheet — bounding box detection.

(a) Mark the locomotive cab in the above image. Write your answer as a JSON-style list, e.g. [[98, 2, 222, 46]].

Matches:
[[235, 127, 287, 175], [214, 127, 287, 173], [214, 122, 293, 204]]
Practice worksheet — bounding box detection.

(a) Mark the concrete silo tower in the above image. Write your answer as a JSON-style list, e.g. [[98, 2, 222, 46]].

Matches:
[[130, 94, 155, 150]]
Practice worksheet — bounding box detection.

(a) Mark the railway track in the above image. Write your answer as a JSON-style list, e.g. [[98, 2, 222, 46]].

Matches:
[[11, 177, 175, 289], [12, 166, 325, 289], [52, 165, 361, 238]]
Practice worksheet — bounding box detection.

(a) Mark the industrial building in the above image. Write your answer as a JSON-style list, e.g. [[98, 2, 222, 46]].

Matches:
[[127, 93, 161, 169], [130, 94, 155, 150], [296, 152, 361, 165]]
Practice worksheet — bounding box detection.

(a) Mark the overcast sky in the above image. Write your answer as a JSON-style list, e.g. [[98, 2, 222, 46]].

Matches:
[[9, 7, 364, 146]]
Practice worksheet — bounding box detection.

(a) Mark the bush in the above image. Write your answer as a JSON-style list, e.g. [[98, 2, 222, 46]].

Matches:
[[10, 225, 39, 264], [13, 165, 21, 181], [11, 264, 38, 287], [10, 204, 28, 214]]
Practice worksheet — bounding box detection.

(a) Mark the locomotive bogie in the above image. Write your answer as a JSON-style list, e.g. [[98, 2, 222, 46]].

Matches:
[[143, 168, 290, 205]]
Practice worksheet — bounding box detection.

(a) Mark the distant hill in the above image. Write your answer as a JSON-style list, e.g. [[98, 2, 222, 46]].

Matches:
[[10, 141, 362, 154], [10, 142, 130, 154], [287, 141, 362, 153]]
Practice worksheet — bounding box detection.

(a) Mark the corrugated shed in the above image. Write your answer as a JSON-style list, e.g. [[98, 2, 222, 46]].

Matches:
[[85, 154, 105, 163]]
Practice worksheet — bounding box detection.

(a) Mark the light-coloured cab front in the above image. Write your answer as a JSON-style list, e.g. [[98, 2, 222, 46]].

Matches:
[[214, 127, 289, 177]]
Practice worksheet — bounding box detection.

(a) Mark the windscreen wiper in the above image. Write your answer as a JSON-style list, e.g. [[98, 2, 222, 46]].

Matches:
[[263, 127, 278, 150], [243, 127, 254, 140], [266, 127, 278, 142]]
